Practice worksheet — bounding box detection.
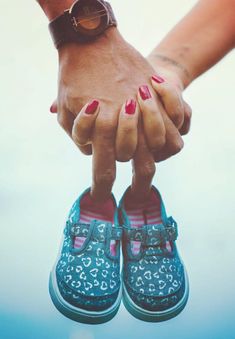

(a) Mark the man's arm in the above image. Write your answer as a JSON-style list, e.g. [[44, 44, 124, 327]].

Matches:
[[148, 0, 235, 89]]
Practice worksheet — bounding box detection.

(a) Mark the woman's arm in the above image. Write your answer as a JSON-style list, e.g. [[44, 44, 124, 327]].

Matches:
[[149, 0, 235, 88]]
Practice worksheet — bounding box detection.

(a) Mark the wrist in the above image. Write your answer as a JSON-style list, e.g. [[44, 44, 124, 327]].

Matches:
[[148, 52, 192, 89], [58, 26, 122, 59]]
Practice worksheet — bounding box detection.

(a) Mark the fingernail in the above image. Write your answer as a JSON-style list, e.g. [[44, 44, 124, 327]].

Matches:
[[85, 100, 99, 114], [139, 85, 152, 100], [50, 104, 57, 113], [125, 99, 136, 114], [152, 75, 165, 83]]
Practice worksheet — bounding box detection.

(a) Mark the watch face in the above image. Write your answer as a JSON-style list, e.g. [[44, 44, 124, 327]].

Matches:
[[71, 0, 109, 37]]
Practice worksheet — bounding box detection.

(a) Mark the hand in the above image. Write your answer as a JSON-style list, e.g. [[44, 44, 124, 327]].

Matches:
[[67, 98, 156, 203], [147, 54, 192, 162], [55, 29, 172, 199], [53, 28, 185, 201], [138, 72, 192, 162]]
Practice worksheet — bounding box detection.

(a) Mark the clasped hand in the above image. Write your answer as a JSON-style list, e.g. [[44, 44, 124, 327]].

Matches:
[[51, 29, 191, 202]]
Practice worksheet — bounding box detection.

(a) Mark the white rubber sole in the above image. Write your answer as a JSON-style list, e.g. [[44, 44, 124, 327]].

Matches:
[[49, 267, 122, 324]]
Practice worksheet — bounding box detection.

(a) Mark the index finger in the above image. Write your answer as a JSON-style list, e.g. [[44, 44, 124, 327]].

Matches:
[[130, 124, 156, 202]]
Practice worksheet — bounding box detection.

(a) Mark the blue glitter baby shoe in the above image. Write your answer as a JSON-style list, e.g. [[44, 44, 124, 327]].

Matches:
[[49, 188, 122, 324], [119, 185, 189, 322]]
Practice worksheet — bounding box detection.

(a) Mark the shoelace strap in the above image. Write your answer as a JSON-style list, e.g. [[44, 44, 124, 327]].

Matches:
[[123, 216, 178, 246], [65, 220, 122, 242]]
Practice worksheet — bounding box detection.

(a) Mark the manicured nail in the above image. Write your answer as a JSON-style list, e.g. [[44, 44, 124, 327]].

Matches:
[[152, 75, 165, 83], [50, 104, 57, 113], [139, 85, 152, 100], [125, 99, 136, 114], [85, 100, 99, 114]]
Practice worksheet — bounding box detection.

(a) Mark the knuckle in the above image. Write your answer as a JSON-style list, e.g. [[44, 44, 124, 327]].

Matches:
[[71, 127, 78, 141], [155, 82, 167, 96], [72, 125, 84, 144], [185, 103, 192, 119], [72, 132, 85, 146], [170, 138, 184, 155], [180, 126, 189, 136], [137, 161, 156, 179], [95, 170, 116, 186], [171, 105, 184, 126]]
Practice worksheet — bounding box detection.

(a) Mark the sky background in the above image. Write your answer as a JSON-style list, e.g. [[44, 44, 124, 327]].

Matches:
[[1, 0, 235, 338]]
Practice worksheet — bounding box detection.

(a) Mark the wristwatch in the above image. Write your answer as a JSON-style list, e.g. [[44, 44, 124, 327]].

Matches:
[[49, 0, 117, 49]]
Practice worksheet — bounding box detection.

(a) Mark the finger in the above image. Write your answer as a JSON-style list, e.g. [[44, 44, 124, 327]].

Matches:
[[72, 99, 99, 147], [130, 125, 156, 202], [151, 75, 184, 129], [91, 107, 117, 202], [57, 105, 92, 155], [153, 110, 184, 162], [138, 84, 166, 152], [179, 101, 192, 135], [115, 99, 139, 162]]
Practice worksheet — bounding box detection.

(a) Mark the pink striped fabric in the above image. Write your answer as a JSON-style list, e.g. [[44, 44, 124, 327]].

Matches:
[[73, 192, 117, 256], [125, 190, 172, 254]]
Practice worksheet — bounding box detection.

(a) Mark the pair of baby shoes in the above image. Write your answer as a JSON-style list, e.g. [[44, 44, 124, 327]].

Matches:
[[49, 186, 189, 324]]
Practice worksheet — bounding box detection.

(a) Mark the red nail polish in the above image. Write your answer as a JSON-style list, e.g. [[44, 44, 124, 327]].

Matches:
[[125, 99, 136, 115], [139, 85, 152, 100], [50, 103, 57, 113], [152, 75, 165, 83], [85, 100, 99, 114]]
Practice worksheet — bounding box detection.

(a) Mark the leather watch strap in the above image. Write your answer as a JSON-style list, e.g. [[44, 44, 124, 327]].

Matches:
[[49, 0, 117, 49], [49, 11, 82, 48]]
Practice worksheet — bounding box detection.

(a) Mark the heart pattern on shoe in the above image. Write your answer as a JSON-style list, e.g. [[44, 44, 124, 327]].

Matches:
[[56, 217, 122, 307]]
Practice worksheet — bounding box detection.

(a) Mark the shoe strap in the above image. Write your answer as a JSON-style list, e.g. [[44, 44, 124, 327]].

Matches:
[[66, 220, 122, 242], [124, 216, 178, 246]]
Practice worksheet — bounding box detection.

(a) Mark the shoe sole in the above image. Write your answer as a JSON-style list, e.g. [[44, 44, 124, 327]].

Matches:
[[49, 267, 122, 324], [122, 268, 189, 322]]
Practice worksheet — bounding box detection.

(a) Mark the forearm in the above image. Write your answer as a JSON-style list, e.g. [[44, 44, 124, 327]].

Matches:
[[36, 0, 73, 20], [149, 0, 235, 88]]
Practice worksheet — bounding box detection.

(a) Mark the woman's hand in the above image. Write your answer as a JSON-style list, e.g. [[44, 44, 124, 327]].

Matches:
[[150, 73, 192, 136], [137, 67, 192, 162], [148, 54, 192, 134]]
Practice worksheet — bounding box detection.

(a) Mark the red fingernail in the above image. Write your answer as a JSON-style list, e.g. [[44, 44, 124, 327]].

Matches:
[[139, 85, 152, 100], [125, 99, 136, 115], [85, 100, 99, 114], [152, 75, 165, 83], [50, 103, 57, 113]]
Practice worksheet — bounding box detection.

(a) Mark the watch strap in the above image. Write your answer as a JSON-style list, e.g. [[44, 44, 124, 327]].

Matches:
[[49, 11, 81, 48], [49, 1, 117, 49], [104, 1, 116, 25]]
